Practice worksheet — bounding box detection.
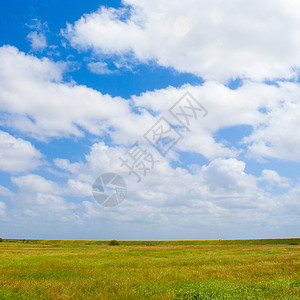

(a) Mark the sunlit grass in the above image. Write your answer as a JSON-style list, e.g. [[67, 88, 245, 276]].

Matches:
[[0, 240, 299, 299]]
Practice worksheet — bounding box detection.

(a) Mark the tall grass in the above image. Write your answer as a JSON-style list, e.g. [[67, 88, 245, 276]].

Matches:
[[0, 240, 299, 299], [2, 238, 300, 246]]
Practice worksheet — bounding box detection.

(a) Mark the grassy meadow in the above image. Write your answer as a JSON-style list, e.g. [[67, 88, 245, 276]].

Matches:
[[0, 239, 299, 299]]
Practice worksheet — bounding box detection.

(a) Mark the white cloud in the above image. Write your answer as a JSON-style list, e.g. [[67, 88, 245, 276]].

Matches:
[[52, 140, 294, 228], [5, 139, 299, 236], [1, 45, 300, 162], [54, 142, 129, 183], [87, 62, 114, 74], [11, 174, 58, 194], [260, 169, 290, 188], [10, 174, 88, 223], [0, 131, 42, 173], [17, 193, 80, 223], [278, 183, 300, 215], [55, 142, 253, 208], [201, 158, 257, 195], [54, 158, 81, 174], [133, 81, 300, 161], [63, 7, 146, 57], [26, 19, 48, 32], [27, 31, 47, 52], [12, 174, 92, 198], [0, 46, 133, 140], [244, 82, 300, 161], [63, 0, 300, 82], [65, 179, 92, 197]]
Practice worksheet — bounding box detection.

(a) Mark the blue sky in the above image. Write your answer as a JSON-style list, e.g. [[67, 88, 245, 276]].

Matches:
[[0, 0, 299, 240]]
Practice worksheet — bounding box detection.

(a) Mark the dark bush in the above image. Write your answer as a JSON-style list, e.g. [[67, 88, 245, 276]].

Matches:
[[0, 238, 2, 242], [109, 239, 119, 246]]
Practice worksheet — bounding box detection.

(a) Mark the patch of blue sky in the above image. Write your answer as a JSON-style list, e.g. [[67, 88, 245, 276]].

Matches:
[[0, 172, 14, 192], [227, 77, 300, 91], [68, 60, 204, 99], [244, 158, 300, 181], [226, 77, 244, 90], [170, 151, 209, 171], [258, 107, 270, 115], [264, 74, 300, 86], [0, 0, 122, 42], [214, 124, 253, 148]]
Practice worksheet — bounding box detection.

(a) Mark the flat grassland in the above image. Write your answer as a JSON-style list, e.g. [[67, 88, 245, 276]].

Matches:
[[0, 239, 299, 299]]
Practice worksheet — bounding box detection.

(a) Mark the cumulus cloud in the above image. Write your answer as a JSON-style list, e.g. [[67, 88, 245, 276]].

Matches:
[[0, 45, 232, 159], [10, 174, 89, 223], [0, 131, 42, 173], [244, 82, 300, 161], [133, 82, 300, 161], [52, 140, 296, 228], [54, 142, 129, 183], [1, 45, 300, 161], [63, 0, 300, 82], [260, 169, 290, 188], [5, 139, 299, 234], [16, 193, 80, 223], [12, 174, 58, 194], [12, 174, 92, 197], [0, 46, 135, 140]]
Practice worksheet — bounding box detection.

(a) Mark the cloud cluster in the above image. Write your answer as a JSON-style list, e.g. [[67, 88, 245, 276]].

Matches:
[[0, 0, 300, 238], [12, 174, 92, 197], [0, 46, 137, 141], [133, 82, 300, 161], [2, 132, 298, 237], [5, 138, 296, 234], [0, 131, 42, 173], [1, 45, 300, 161], [64, 0, 300, 82]]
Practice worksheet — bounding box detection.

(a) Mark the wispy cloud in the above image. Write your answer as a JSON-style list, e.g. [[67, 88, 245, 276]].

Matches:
[[87, 62, 114, 74], [27, 31, 47, 52], [26, 19, 49, 52]]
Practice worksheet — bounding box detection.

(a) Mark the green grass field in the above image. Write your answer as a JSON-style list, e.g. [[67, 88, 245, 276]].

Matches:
[[0, 239, 299, 299]]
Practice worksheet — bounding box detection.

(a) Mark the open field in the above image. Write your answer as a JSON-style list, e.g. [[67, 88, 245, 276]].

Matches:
[[0, 239, 299, 299]]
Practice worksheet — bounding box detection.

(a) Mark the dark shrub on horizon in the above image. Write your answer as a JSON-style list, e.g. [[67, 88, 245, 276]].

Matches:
[[109, 239, 119, 246]]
